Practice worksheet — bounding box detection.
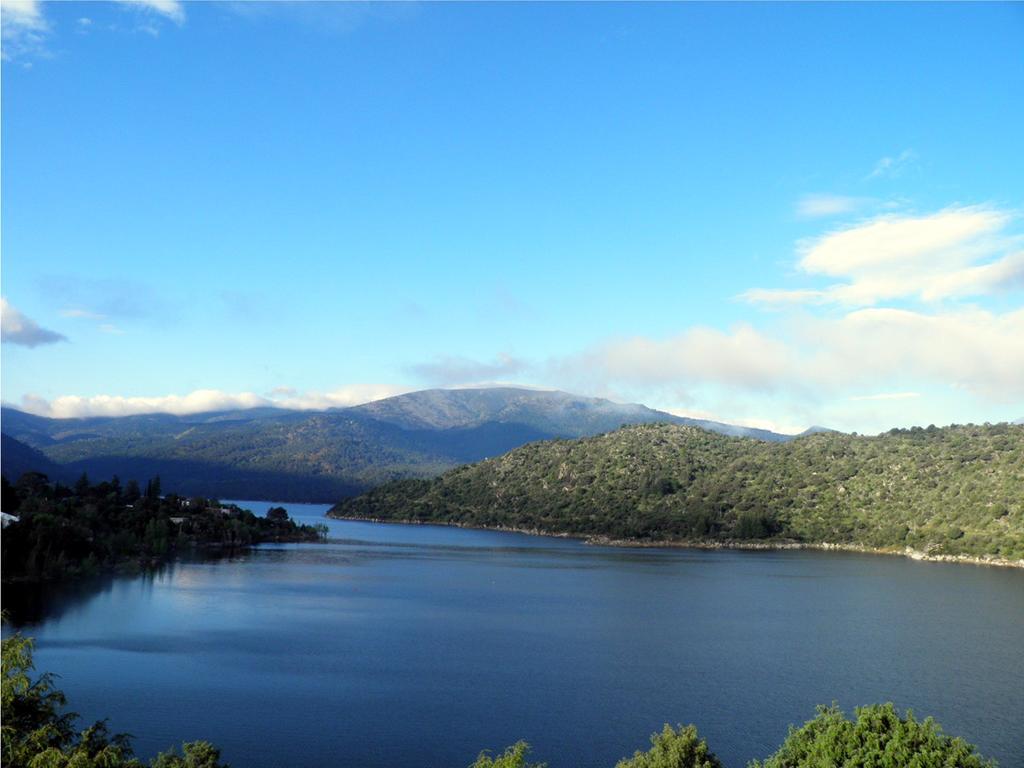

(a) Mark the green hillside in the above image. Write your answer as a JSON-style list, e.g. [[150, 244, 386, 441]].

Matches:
[[0, 434, 73, 485], [331, 423, 1024, 562]]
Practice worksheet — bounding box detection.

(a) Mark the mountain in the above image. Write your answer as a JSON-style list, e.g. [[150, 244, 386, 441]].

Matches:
[[349, 387, 788, 440], [1, 434, 74, 486], [330, 422, 1024, 562], [0, 388, 789, 501]]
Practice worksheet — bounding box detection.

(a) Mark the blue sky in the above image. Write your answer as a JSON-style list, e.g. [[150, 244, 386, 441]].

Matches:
[[2, 1, 1022, 433]]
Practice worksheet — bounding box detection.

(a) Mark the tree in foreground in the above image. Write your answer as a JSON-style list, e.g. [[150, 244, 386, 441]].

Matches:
[[471, 740, 546, 768], [749, 703, 997, 768], [2, 631, 228, 768], [149, 741, 229, 768], [616, 724, 723, 768]]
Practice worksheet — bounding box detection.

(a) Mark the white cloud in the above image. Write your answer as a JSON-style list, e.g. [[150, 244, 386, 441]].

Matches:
[[554, 306, 1024, 407], [1, 0, 185, 61], [848, 392, 921, 402], [1, 0, 49, 60], [799, 206, 1007, 277], [796, 194, 866, 219], [1, 0, 43, 29], [114, 0, 185, 24], [576, 204, 1024, 429], [1, 298, 67, 347], [867, 149, 916, 180], [272, 384, 411, 410], [561, 324, 796, 393], [17, 384, 412, 419], [805, 307, 1024, 402], [664, 407, 806, 437], [918, 249, 1024, 301], [24, 390, 270, 419], [746, 206, 1022, 307]]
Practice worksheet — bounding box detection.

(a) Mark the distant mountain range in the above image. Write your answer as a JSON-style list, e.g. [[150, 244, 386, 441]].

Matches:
[[0, 387, 790, 501]]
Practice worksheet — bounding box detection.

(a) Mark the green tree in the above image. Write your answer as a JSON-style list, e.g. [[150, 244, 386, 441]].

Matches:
[[616, 724, 723, 768], [2, 631, 141, 768], [23, 721, 140, 768], [748, 703, 997, 768], [124, 480, 141, 504], [148, 742, 228, 768], [265, 506, 289, 522], [2, 631, 228, 768], [2, 632, 76, 767], [470, 742, 545, 768]]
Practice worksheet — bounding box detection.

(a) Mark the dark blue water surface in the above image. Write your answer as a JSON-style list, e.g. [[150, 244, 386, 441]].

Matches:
[[5, 501, 1023, 768]]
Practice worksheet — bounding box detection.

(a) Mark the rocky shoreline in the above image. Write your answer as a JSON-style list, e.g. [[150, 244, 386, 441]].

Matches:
[[326, 513, 1024, 569]]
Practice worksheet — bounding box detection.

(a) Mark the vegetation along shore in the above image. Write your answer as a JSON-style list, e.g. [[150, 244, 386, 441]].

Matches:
[[1, 473, 327, 584], [329, 514, 1024, 569], [331, 422, 1024, 566]]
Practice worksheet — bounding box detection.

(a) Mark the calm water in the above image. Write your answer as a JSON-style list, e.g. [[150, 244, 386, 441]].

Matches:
[[5, 501, 1023, 768]]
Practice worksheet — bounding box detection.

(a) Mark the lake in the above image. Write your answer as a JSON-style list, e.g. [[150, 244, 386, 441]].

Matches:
[[5, 500, 1023, 768]]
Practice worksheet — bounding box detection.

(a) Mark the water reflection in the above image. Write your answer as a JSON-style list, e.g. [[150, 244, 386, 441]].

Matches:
[[2, 550, 257, 628]]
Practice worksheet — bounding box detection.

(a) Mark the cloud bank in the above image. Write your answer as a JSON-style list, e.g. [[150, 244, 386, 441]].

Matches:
[[14, 384, 412, 419], [549, 203, 1024, 426], [560, 307, 1023, 405]]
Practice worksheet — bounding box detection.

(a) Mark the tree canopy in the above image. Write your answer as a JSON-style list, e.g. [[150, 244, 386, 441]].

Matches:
[[471, 741, 546, 768], [473, 705, 994, 768], [748, 703, 996, 768], [615, 724, 722, 768]]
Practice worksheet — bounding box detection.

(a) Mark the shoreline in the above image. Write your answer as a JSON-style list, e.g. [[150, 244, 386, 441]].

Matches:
[[326, 513, 1024, 569]]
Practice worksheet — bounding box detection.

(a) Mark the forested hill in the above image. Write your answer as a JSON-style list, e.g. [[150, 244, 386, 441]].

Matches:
[[0, 387, 789, 502], [0, 434, 73, 485], [330, 423, 1024, 563]]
